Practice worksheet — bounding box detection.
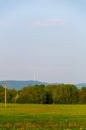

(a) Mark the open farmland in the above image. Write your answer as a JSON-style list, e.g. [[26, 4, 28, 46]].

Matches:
[[0, 104, 86, 129]]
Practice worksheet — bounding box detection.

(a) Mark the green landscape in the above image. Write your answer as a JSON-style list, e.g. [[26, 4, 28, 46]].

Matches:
[[0, 84, 86, 129], [0, 0, 86, 129], [0, 104, 86, 129]]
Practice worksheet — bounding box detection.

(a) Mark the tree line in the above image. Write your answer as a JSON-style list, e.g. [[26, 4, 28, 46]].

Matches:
[[0, 84, 86, 104]]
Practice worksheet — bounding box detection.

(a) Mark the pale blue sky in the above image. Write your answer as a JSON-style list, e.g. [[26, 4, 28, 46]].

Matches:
[[0, 0, 86, 83]]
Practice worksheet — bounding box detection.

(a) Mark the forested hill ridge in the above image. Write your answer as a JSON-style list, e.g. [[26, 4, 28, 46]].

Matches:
[[0, 80, 48, 90], [0, 80, 86, 90]]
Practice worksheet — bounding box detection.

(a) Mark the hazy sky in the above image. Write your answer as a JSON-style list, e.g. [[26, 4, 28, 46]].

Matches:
[[0, 0, 86, 83]]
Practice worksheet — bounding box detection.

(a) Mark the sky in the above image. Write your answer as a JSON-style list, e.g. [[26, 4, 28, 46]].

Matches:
[[0, 0, 86, 83]]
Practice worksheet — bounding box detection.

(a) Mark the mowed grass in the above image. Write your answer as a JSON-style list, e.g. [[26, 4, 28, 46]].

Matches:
[[0, 104, 86, 129]]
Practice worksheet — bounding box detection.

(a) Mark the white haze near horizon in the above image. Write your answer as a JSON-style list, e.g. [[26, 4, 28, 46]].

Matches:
[[0, 0, 86, 84]]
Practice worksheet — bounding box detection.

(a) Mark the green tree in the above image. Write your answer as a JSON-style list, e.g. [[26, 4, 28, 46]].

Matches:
[[7, 89, 18, 103], [16, 85, 47, 104], [79, 87, 86, 103], [46, 85, 57, 104], [0, 85, 5, 103], [52, 84, 78, 104]]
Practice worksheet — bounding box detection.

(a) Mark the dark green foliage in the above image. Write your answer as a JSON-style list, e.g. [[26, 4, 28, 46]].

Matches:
[[7, 89, 17, 103], [0, 85, 5, 103], [46, 85, 57, 104], [46, 84, 78, 104], [0, 83, 86, 104], [16, 85, 47, 104], [79, 87, 86, 103]]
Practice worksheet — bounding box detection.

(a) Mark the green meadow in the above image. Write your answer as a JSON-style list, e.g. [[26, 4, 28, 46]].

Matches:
[[0, 104, 86, 129]]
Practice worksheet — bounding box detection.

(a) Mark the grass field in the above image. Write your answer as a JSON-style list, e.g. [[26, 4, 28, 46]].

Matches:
[[0, 104, 86, 129]]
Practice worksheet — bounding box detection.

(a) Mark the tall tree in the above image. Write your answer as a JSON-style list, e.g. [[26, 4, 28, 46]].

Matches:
[[16, 85, 47, 104], [52, 84, 78, 104]]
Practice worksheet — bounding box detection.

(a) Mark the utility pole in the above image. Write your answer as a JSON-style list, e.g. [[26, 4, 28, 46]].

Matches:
[[4, 81, 7, 108]]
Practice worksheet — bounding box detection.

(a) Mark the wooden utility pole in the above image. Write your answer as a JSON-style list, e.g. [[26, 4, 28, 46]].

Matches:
[[4, 81, 7, 108]]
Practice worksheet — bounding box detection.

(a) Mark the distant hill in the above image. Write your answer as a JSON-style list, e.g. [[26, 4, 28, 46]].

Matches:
[[76, 83, 86, 89], [0, 80, 48, 90], [0, 80, 86, 90]]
